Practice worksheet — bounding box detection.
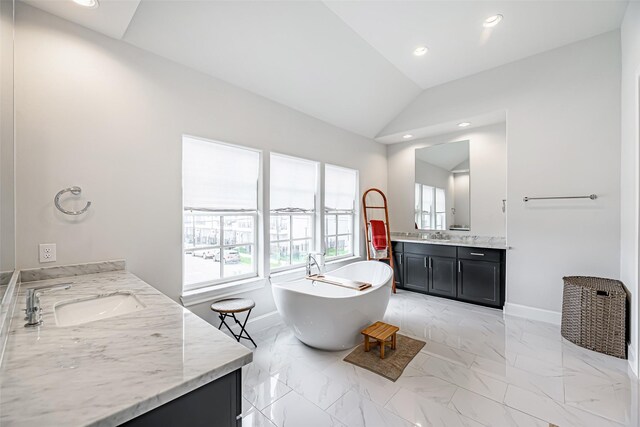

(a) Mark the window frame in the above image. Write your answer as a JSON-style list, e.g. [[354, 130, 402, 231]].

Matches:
[[324, 164, 358, 261], [269, 153, 319, 272], [415, 183, 446, 231], [269, 210, 315, 272], [182, 136, 261, 292]]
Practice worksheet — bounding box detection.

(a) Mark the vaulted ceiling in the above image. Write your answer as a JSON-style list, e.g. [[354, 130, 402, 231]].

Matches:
[[21, 0, 628, 142]]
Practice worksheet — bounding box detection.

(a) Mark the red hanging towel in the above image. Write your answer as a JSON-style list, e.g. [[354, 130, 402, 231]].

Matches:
[[370, 220, 387, 251]]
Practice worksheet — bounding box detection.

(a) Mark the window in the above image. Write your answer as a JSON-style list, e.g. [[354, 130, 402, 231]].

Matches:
[[182, 136, 260, 290], [415, 184, 446, 230], [270, 154, 318, 271], [324, 164, 358, 259]]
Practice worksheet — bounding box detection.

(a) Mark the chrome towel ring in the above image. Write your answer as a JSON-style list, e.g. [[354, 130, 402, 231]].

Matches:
[[54, 186, 92, 216]]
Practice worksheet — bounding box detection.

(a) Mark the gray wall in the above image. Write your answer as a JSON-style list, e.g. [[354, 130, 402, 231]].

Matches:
[[384, 32, 621, 320], [620, 2, 640, 375], [14, 4, 387, 323], [0, 0, 14, 273]]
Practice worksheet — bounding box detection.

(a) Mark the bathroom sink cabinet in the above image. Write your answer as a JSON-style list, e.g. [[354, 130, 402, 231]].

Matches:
[[392, 241, 505, 309], [122, 369, 241, 427]]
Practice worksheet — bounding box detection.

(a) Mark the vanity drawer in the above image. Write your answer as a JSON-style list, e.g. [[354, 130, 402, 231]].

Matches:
[[403, 243, 456, 258], [458, 247, 502, 263]]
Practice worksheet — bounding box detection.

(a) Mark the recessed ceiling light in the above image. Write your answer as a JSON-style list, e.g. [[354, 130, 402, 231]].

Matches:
[[403, 134, 414, 139], [413, 46, 428, 56], [458, 122, 471, 127], [483, 14, 503, 28], [72, 0, 99, 9]]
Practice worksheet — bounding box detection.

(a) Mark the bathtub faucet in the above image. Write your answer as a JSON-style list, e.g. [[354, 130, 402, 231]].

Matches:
[[306, 253, 324, 276]]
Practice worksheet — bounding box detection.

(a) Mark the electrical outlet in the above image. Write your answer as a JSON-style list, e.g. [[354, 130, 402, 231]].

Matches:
[[39, 243, 56, 263]]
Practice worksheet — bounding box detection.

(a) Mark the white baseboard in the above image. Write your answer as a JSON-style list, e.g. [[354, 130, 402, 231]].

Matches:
[[504, 302, 561, 325], [628, 344, 638, 377], [225, 310, 282, 335]]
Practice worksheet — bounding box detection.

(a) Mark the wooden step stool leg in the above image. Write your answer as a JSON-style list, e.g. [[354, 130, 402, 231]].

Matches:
[[392, 332, 397, 350], [364, 335, 370, 352], [380, 339, 385, 359]]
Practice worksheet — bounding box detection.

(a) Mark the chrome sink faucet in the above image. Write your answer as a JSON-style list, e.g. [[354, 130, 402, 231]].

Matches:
[[24, 283, 72, 328], [306, 253, 324, 276]]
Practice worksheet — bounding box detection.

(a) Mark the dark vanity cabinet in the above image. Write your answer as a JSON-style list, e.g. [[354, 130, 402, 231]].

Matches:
[[393, 241, 505, 309], [402, 243, 457, 297], [122, 370, 241, 427], [457, 247, 504, 307], [391, 241, 404, 289]]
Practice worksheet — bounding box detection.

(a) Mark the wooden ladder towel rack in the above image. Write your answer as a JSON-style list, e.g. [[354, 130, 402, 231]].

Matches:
[[362, 188, 395, 293]]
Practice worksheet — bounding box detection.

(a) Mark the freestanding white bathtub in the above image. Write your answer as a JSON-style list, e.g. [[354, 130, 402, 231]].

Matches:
[[271, 261, 393, 350]]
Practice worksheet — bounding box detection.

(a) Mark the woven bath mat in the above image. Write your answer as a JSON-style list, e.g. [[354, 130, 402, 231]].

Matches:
[[343, 334, 425, 381]]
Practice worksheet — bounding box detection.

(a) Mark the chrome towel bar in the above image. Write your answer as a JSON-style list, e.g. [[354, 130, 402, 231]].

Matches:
[[54, 186, 92, 215], [523, 194, 597, 202]]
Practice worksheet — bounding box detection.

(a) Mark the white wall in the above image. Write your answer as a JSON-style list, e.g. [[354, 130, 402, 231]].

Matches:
[[415, 159, 454, 228], [620, 2, 640, 374], [384, 32, 621, 318], [388, 123, 507, 238], [0, 0, 14, 272], [14, 5, 387, 322]]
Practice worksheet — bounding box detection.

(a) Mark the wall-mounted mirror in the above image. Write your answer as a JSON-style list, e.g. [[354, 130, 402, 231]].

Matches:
[[409, 122, 506, 237], [415, 141, 470, 231]]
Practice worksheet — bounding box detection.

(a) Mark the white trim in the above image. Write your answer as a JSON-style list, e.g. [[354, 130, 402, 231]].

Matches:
[[181, 276, 267, 307], [629, 344, 638, 377], [224, 310, 282, 336], [504, 302, 561, 324]]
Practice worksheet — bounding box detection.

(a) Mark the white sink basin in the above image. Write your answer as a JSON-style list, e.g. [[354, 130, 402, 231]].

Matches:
[[54, 291, 145, 327]]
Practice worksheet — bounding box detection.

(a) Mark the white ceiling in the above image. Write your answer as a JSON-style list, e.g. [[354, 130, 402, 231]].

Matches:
[[325, 0, 628, 90], [21, 0, 140, 39], [416, 140, 470, 172], [21, 0, 628, 141]]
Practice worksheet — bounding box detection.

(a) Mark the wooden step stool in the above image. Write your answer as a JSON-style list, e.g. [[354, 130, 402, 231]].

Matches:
[[361, 321, 399, 359]]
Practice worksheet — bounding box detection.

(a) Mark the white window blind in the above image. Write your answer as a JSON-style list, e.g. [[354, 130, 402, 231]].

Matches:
[[325, 164, 357, 211], [183, 136, 259, 211], [270, 154, 317, 211]]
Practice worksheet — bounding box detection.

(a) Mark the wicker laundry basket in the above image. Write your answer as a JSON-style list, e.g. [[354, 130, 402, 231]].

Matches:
[[561, 276, 627, 359]]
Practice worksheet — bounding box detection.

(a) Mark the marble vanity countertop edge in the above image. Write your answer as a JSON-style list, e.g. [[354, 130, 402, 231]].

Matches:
[[0, 267, 253, 427], [391, 237, 509, 250]]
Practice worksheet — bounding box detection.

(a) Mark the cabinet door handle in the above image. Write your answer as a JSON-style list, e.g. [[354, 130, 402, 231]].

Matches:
[[399, 256, 402, 265], [458, 261, 462, 273], [429, 257, 432, 269], [470, 252, 485, 256], [424, 258, 427, 268]]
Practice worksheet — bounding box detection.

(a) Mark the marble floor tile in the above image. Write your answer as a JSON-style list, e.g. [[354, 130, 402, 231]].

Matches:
[[415, 355, 508, 403], [273, 359, 352, 410], [262, 391, 346, 427], [385, 388, 484, 427], [243, 362, 275, 389], [420, 339, 477, 368], [472, 355, 565, 402], [322, 360, 401, 406], [242, 399, 277, 427], [251, 291, 638, 427], [563, 370, 633, 424], [243, 375, 293, 411], [503, 384, 625, 427], [449, 387, 548, 427], [251, 345, 294, 375], [326, 389, 417, 427], [394, 366, 458, 404]]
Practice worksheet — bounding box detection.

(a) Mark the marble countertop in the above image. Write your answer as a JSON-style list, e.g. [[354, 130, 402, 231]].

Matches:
[[391, 235, 508, 250], [0, 270, 253, 426]]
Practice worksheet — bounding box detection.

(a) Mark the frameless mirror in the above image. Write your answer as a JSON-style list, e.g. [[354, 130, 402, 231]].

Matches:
[[415, 141, 470, 231]]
